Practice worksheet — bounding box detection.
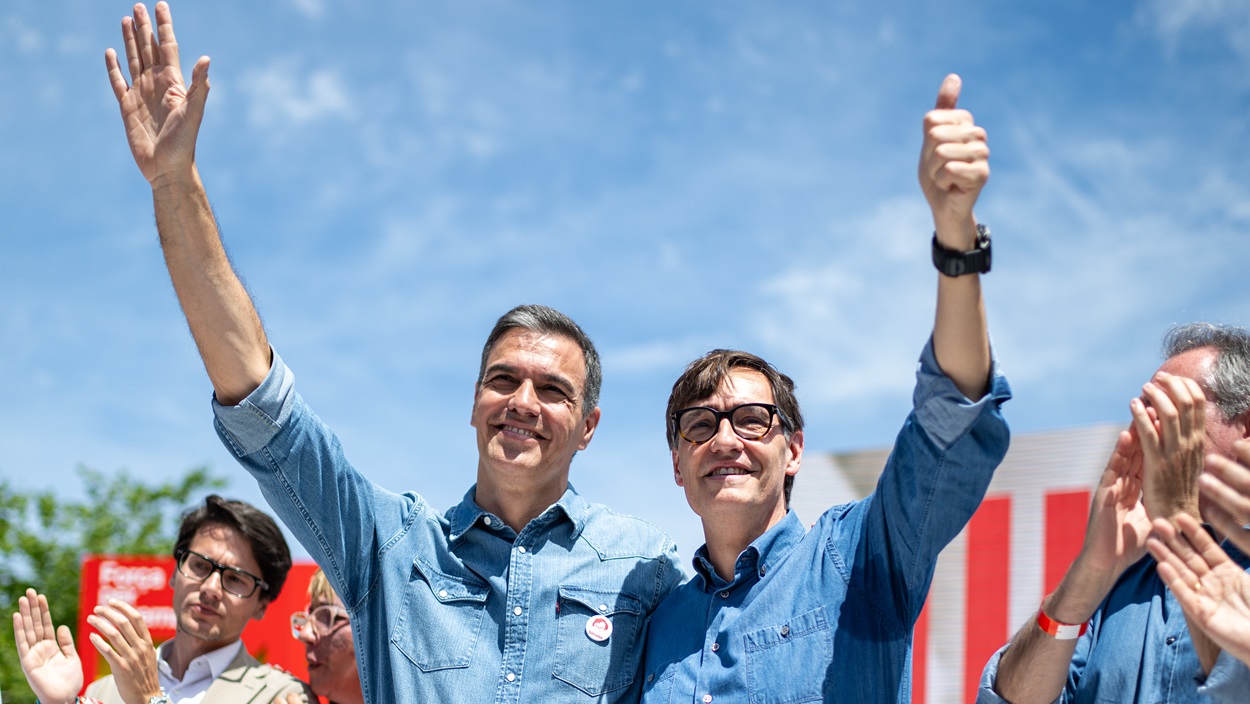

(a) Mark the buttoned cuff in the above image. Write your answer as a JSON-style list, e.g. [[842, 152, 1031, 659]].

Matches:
[[212, 347, 296, 457], [913, 335, 1011, 449]]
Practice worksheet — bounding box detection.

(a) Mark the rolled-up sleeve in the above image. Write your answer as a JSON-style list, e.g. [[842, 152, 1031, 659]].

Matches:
[[213, 347, 296, 459], [913, 335, 1011, 450]]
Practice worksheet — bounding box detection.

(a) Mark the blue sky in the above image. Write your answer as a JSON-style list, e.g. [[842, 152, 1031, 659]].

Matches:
[[2, 0, 1248, 559]]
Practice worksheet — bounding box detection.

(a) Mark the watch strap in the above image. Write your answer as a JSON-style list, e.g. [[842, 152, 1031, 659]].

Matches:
[[932, 223, 991, 277]]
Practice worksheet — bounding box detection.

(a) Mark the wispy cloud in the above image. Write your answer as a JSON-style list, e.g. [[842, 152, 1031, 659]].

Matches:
[[286, 0, 326, 20], [1138, 0, 1250, 61], [7, 16, 43, 53], [751, 196, 934, 406], [239, 57, 353, 131]]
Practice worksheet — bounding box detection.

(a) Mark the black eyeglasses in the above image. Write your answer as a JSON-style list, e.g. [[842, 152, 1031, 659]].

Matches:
[[671, 403, 791, 445], [175, 549, 268, 598]]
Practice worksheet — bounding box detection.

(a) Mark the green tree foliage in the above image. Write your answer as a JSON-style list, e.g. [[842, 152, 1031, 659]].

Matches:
[[0, 466, 227, 704]]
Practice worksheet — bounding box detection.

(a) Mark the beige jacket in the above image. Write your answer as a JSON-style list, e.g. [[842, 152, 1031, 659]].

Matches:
[[83, 644, 312, 704]]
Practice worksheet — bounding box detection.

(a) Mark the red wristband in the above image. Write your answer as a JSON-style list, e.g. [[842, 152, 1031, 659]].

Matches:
[[1037, 608, 1088, 640]]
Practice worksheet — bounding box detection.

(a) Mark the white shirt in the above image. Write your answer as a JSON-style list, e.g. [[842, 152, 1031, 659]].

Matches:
[[155, 639, 244, 704]]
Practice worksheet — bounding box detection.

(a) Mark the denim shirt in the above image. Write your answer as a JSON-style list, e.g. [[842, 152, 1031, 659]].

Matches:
[[213, 349, 684, 704], [641, 339, 1011, 704], [978, 545, 1250, 703]]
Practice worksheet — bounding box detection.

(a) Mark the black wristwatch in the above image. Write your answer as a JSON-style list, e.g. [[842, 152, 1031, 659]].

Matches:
[[932, 224, 991, 277]]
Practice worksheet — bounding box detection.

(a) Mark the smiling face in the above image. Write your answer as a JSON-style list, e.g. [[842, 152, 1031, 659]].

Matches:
[[300, 592, 360, 703], [671, 369, 803, 529], [170, 523, 268, 651], [471, 329, 600, 502]]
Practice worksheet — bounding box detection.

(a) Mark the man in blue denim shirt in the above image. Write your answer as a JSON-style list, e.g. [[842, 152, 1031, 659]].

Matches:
[[979, 324, 1250, 704], [103, 4, 682, 703], [641, 74, 1011, 704]]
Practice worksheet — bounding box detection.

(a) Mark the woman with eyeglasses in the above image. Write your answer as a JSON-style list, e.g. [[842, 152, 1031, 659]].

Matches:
[[286, 569, 363, 704]]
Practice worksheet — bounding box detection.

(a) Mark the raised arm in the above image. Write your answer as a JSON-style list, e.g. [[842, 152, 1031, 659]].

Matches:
[[918, 74, 991, 400], [990, 430, 1151, 703], [104, 2, 269, 405]]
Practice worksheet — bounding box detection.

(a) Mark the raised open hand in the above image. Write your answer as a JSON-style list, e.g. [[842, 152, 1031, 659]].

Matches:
[[104, 2, 209, 185], [918, 74, 989, 243], [1132, 371, 1206, 522], [12, 588, 83, 704], [1148, 512, 1250, 667], [87, 600, 163, 704], [1079, 429, 1151, 579]]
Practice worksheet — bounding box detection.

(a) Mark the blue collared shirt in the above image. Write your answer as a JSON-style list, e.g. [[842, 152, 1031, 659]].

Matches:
[[978, 546, 1250, 703], [213, 349, 684, 704], [641, 339, 1011, 704]]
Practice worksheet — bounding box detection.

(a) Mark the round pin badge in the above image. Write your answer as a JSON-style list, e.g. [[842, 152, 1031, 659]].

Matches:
[[585, 614, 613, 642]]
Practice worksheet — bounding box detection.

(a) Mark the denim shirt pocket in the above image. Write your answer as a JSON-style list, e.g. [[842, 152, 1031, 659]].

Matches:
[[744, 606, 831, 704], [392, 557, 490, 672], [552, 586, 645, 697]]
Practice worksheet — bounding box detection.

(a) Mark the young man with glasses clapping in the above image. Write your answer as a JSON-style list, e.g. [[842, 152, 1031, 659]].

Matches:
[[640, 74, 1012, 703], [13, 496, 313, 704]]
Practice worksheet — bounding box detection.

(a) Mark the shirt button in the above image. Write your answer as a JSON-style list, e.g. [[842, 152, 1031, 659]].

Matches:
[[719, 590, 729, 599], [598, 604, 608, 612], [513, 606, 523, 616], [759, 565, 767, 577], [483, 516, 492, 526], [518, 545, 526, 553], [506, 672, 516, 682], [438, 590, 448, 598], [780, 625, 790, 637], [1166, 636, 1177, 645], [710, 642, 720, 652], [703, 695, 713, 703], [647, 674, 654, 683]]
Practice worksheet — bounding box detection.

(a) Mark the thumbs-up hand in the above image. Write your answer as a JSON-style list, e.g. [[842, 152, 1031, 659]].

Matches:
[[918, 74, 989, 250]]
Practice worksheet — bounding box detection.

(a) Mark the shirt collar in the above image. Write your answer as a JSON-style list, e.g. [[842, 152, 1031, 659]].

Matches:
[[157, 638, 244, 684], [448, 483, 587, 542], [691, 509, 806, 589]]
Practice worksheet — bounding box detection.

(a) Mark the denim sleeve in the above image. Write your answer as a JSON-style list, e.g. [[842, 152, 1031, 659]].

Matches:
[[977, 642, 1070, 704], [212, 348, 423, 610], [850, 336, 1011, 629], [978, 603, 1096, 703], [976, 645, 1012, 703], [1198, 651, 1250, 702]]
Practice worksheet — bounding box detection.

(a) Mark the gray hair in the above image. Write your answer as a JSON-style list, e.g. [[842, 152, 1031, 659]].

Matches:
[[1162, 322, 1250, 421], [477, 304, 602, 418]]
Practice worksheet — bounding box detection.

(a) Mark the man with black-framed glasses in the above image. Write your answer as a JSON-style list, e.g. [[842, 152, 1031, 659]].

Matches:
[[13, 495, 313, 704], [640, 74, 1012, 703]]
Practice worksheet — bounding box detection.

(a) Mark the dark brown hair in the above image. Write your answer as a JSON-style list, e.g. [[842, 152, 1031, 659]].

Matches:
[[173, 495, 292, 603]]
